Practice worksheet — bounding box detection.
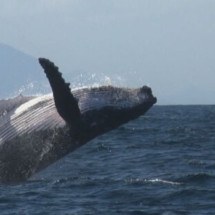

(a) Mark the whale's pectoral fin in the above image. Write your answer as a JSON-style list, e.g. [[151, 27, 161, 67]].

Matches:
[[38, 58, 81, 125]]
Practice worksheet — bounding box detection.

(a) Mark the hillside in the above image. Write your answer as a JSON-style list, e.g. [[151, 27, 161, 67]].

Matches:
[[0, 44, 45, 98]]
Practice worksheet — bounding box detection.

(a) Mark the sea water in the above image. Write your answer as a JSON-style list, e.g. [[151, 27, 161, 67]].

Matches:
[[0, 105, 214, 215]]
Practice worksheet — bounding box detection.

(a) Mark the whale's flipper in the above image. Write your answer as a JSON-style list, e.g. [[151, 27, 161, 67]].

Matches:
[[38, 58, 81, 125]]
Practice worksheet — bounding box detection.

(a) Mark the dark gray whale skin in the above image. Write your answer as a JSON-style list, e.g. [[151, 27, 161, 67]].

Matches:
[[0, 58, 157, 183]]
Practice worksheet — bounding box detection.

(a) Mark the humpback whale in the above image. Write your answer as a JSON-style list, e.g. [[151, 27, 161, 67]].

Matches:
[[0, 58, 157, 183]]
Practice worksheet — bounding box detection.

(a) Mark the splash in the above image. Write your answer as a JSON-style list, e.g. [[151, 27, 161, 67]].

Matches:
[[10, 70, 145, 98], [12, 80, 51, 98], [68, 72, 128, 90]]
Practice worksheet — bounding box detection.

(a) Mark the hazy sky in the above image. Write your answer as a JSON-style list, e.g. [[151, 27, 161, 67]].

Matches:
[[0, 0, 215, 104]]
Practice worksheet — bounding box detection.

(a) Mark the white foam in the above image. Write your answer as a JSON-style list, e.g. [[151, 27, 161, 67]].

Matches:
[[147, 178, 181, 185]]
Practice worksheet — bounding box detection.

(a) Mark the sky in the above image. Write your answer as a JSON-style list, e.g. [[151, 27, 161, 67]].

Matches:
[[0, 0, 215, 104]]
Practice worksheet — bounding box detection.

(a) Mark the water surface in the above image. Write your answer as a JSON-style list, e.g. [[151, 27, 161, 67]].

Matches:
[[0, 105, 215, 215]]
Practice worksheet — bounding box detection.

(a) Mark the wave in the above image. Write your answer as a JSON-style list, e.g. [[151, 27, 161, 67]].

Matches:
[[125, 177, 181, 186], [176, 173, 215, 184]]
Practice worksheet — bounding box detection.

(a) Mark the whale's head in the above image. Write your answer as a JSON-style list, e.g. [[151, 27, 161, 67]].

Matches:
[[73, 85, 157, 141]]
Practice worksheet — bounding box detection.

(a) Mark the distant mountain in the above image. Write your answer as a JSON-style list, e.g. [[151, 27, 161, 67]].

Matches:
[[0, 44, 45, 98]]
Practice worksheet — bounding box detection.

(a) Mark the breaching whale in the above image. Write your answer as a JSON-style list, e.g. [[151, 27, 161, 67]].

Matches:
[[0, 58, 157, 183]]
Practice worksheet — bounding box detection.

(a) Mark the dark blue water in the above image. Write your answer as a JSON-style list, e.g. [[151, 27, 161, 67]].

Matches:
[[0, 105, 215, 215]]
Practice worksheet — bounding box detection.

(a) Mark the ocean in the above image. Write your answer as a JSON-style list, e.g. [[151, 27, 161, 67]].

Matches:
[[0, 105, 214, 215]]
